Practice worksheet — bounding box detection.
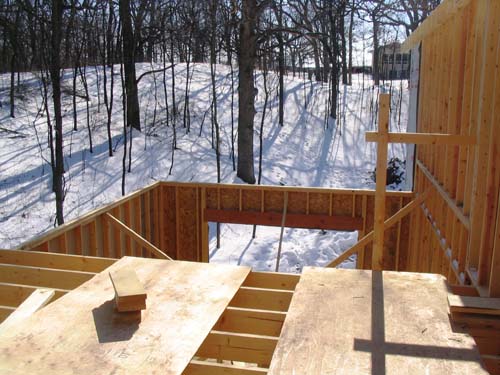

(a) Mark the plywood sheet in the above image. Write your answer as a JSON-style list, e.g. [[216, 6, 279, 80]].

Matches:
[[0, 257, 250, 375], [269, 268, 487, 374]]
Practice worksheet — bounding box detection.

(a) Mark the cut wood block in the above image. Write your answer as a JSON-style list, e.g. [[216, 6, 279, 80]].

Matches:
[[448, 294, 500, 316], [109, 268, 147, 312], [112, 309, 142, 324]]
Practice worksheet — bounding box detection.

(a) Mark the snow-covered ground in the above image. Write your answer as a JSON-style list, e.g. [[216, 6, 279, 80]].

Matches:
[[0, 63, 408, 272]]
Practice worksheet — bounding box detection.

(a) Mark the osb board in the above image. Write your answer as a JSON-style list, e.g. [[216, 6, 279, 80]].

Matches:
[[286, 191, 307, 214], [264, 190, 285, 212], [268, 268, 486, 374], [0, 257, 251, 375], [163, 186, 177, 259], [241, 189, 261, 211], [308, 192, 330, 215], [177, 187, 198, 261], [205, 187, 219, 209], [332, 194, 353, 216], [220, 188, 239, 210]]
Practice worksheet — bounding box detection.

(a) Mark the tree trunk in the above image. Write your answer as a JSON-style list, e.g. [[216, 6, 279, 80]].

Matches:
[[372, 17, 380, 86], [348, 1, 354, 85], [277, 0, 285, 127], [119, 0, 141, 131], [237, 0, 258, 184], [340, 6, 348, 85], [49, 0, 65, 225]]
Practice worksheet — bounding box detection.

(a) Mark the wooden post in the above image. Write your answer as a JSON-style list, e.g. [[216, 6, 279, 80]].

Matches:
[[372, 94, 390, 270]]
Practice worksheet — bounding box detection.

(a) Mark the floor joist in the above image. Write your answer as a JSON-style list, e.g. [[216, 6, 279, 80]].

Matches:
[[196, 330, 278, 366], [0, 263, 94, 290], [229, 286, 294, 312], [184, 360, 268, 375], [213, 307, 287, 337], [0, 248, 116, 273], [242, 271, 299, 291]]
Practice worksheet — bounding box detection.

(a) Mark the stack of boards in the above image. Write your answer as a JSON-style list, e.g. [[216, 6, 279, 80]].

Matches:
[[109, 268, 147, 323]]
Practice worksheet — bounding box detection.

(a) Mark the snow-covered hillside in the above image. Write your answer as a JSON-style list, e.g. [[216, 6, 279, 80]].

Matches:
[[0, 63, 408, 272]]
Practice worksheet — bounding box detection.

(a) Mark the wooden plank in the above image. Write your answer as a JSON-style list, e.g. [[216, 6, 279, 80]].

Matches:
[[0, 249, 116, 273], [242, 271, 299, 291], [105, 213, 171, 260], [229, 287, 293, 312], [448, 294, 500, 315], [184, 360, 267, 375], [372, 93, 390, 270], [365, 132, 476, 145], [268, 268, 486, 374], [109, 268, 147, 312], [213, 307, 286, 337], [0, 264, 94, 290], [204, 209, 363, 231], [0, 289, 55, 334], [0, 282, 67, 307], [196, 330, 278, 366], [0, 257, 251, 375]]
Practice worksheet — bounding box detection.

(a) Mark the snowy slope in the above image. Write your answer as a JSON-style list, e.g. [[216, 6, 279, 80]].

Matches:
[[0, 63, 408, 272]]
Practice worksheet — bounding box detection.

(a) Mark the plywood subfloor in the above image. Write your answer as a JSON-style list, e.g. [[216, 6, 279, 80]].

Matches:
[[268, 267, 487, 374], [0, 257, 250, 375]]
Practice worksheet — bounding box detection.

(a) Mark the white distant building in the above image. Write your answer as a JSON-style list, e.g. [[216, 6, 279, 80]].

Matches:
[[376, 42, 410, 80]]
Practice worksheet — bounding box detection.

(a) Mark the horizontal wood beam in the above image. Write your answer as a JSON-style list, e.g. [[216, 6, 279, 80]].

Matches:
[[213, 307, 287, 337], [161, 180, 415, 197], [416, 160, 470, 229], [401, 0, 473, 52], [0, 249, 116, 273], [242, 271, 300, 291], [365, 132, 476, 145], [105, 213, 171, 260], [0, 282, 67, 307], [229, 287, 294, 312], [184, 360, 267, 375], [205, 209, 363, 231], [0, 264, 94, 290], [0, 289, 55, 334], [327, 191, 429, 268], [196, 330, 278, 366]]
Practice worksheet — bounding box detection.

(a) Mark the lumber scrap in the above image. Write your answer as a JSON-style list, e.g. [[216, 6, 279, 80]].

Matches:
[[109, 267, 147, 312]]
